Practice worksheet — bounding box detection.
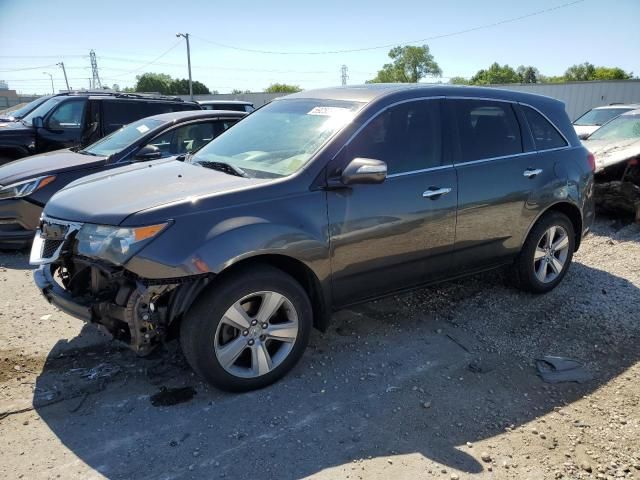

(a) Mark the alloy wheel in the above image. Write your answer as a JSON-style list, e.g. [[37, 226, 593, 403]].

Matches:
[[214, 291, 299, 378], [533, 225, 570, 283]]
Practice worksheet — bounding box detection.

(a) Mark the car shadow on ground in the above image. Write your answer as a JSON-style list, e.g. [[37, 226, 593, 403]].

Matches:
[[32, 262, 639, 480], [0, 247, 31, 270]]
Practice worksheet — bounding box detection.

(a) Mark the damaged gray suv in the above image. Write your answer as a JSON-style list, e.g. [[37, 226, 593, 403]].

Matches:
[[31, 85, 595, 391]]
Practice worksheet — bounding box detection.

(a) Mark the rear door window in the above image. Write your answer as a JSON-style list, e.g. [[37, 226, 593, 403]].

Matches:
[[102, 101, 145, 134], [522, 106, 567, 150], [450, 99, 522, 162], [347, 99, 443, 175], [145, 120, 237, 156]]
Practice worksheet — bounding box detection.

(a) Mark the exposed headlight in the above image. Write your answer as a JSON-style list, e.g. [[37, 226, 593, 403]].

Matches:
[[76, 222, 169, 265], [0, 175, 56, 200]]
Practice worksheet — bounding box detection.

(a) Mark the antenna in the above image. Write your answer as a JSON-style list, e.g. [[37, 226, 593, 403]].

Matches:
[[90, 50, 102, 89], [341, 65, 349, 86]]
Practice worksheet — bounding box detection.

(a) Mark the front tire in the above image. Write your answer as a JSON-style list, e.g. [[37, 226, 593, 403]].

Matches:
[[180, 265, 312, 392], [513, 212, 575, 293]]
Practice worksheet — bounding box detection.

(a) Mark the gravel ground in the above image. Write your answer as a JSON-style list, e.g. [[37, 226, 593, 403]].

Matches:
[[0, 217, 638, 480]]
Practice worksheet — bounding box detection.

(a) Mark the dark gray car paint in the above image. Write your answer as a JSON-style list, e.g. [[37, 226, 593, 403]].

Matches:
[[38, 84, 595, 329]]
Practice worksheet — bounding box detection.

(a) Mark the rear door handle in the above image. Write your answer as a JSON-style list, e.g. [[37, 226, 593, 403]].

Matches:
[[422, 187, 452, 199], [523, 168, 543, 178]]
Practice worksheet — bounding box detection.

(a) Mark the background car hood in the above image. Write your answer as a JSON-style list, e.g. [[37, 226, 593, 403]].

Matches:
[[0, 121, 32, 133], [583, 137, 640, 172], [0, 149, 107, 185], [44, 160, 269, 225]]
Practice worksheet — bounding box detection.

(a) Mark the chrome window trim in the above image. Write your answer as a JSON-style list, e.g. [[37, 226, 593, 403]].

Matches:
[[335, 94, 574, 175], [386, 164, 453, 178], [454, 145, 579, 168]]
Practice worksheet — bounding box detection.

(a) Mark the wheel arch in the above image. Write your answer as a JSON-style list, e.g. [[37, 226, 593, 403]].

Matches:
[[524, 201, 584, 252], [207, 253, 331, 332]]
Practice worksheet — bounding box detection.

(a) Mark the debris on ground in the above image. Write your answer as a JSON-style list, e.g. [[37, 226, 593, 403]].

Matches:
[[535, 355, 594, 384], [150, 386, 197, 407]]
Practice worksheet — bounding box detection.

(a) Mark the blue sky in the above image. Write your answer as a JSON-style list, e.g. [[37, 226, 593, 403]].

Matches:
[[0, 0, 638, 94]]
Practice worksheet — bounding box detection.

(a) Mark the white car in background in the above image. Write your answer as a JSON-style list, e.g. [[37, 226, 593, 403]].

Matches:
[[582, 109, 640, 177], [573, 103, 640, 139]]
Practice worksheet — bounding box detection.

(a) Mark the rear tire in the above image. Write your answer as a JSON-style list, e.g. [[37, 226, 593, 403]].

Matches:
[[513, 212, 575, 293], [180, 265, 312, 392]]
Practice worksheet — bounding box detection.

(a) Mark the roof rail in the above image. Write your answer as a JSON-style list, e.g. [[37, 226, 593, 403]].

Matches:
[[54, 91, 188, 102], [113, 92, 185, 102]]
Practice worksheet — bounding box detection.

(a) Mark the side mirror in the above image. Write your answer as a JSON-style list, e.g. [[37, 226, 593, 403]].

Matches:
[[32, 116, 44, 129], [341, 157, 387, 185], [135, 144, 163, 161]]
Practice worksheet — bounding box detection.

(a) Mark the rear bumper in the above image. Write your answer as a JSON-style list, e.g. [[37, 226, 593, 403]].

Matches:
[[0, 198, 42, 248]]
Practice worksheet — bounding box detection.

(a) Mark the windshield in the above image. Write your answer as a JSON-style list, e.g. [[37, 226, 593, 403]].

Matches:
[[190, 98, 363, 178], [21, 96, 65, 125], [1, 96, 49, 119], [588, 114, 640, 141], [82, 118, 165, 157], [574, 107, 632, 126]]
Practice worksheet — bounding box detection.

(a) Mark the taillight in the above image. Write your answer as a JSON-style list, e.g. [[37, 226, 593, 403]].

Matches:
[[587, 151, 596, 172]]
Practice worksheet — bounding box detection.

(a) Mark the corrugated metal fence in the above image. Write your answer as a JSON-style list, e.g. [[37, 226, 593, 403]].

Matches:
[[484, 80, 640, 120]]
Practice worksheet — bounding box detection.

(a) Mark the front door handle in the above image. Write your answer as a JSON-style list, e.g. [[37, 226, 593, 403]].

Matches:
[[523, 168, 543, 178], [423, 187, 452, 199]]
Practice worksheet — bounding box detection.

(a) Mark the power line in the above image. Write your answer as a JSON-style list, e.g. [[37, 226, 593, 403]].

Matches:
[[191, 0, 584, 55], [0, 64, 57, 73], [106, 41, 183, 78]]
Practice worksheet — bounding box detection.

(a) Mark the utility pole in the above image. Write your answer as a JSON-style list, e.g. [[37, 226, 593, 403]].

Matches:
[[89, 50, 102, 89], [341, 65, 349, 86], [176, 33, 193, 100], [57, 62, 70, 91], [43, 72, 54, 94]]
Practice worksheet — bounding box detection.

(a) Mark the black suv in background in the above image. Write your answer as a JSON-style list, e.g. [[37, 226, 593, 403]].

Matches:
[[0, 110, 245, 248], [32, 85, 595, 392], [0, 92, 200, 164]]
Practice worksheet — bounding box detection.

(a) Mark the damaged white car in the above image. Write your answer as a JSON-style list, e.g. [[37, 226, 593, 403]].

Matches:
[[583, 109, 640, 220]]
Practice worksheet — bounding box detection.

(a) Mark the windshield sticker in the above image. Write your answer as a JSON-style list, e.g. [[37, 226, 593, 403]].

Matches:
[[136, 124, 150, 134], [307, 106, 352, 116]]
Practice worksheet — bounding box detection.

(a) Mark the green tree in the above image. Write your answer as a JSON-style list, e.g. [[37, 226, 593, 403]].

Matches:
[[563, 62, 597, 81], [449, 76, 470, 85], [470, 63, 520, 85], [593, 66, 632, 80], [368, 45, 441, 83], [264, 83, 302, 93], [171, 78, 210, 95], [517, 65, 540, 84], [135, 73, 174, 94]]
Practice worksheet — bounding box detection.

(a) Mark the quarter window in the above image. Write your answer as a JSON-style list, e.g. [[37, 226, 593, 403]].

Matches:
[[47, 99, 86, 130], [523, 106, 567, 150], [348, 100, 442, 175], [451, 99, 522, 162]]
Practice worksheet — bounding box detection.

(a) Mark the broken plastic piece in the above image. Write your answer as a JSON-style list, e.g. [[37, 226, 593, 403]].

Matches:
[[535, 356, 593, 384]]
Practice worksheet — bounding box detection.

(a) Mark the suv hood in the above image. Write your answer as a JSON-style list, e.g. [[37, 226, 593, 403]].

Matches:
[[582, 137, 640, 172], [44, 160, 269, 225], [0, 149, 107, 185], [0, 121, 33, 133]]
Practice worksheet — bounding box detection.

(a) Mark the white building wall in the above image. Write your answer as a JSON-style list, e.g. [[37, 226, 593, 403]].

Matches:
[[484, 80, 640, 120]]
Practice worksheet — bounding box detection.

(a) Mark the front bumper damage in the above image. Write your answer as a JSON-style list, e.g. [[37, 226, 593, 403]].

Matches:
[[35, 259, 212, 355]]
